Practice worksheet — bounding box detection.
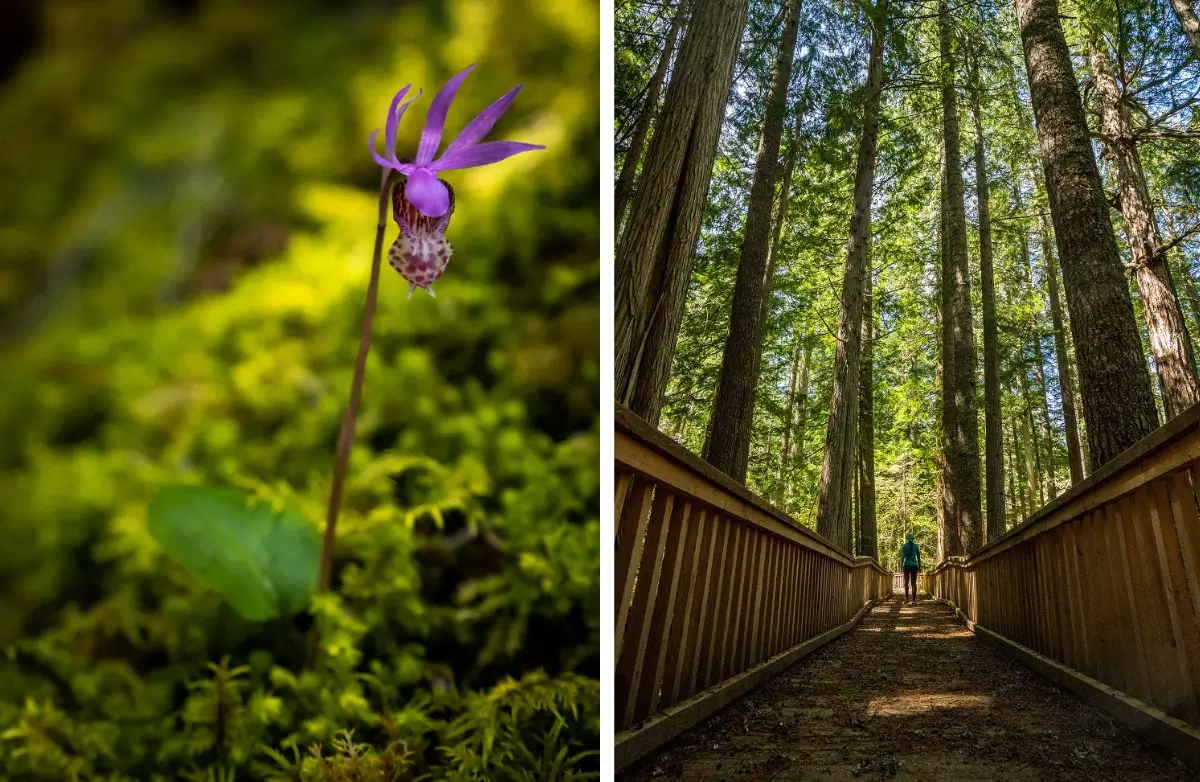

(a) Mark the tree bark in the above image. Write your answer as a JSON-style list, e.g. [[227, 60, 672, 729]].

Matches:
[[1090, 43, 1199, 421], [1018, 360, 1044, 508], [706, 0, 805, 480], [615, 0, 751, 425], [939, 0, 982, 554], [814, 0, 887, 552], [615, 0, 690, 232], [779, 332, 802, 500], [858, 266, 878, 560], [1040, 212, 1085, 482], [1031, 337, 1057, 498], [1014, 0, 1159, 468], [1169, 0, 1200, 61], [971, 70, 1005, 543]]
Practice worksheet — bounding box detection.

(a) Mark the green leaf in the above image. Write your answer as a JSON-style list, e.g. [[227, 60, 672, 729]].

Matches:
[[147, 484, 320, 621]]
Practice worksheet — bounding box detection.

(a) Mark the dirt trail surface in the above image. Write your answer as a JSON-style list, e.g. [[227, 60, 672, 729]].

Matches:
[[620, 597, 1195, 781]]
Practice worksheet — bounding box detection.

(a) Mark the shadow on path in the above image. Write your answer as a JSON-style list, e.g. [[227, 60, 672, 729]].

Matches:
[[620, 597, 1194, 781]]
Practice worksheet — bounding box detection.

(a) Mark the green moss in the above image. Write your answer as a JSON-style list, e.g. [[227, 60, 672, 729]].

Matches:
[[0, 0, 599, 778]]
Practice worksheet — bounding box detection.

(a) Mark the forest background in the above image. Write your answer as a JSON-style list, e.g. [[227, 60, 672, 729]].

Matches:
[[0, 0, 600, 779], [615, 0, 1200, 570]]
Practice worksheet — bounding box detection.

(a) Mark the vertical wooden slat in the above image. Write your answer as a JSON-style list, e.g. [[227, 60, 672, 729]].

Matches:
[[616, 491, 675, 727], [637, 499, 694, 722], [716, 524, 747, 683], [614, 470, 633, 536], [1109, 500, 1154, 703], [778, 545, 796, 652], [1123, 493, 1178, 716], [670, 507, 712, 705], [616, 478, 655, 649], [1064, 522, 1092, 676], [743, 532, 768, 669], [760, 540, 782, 661], [698, 520, 733, 694], [1147, 480, 1200, 722], [1082, 513, 1113, 686]]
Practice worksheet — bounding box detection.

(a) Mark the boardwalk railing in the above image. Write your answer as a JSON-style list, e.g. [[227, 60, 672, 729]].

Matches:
[[615, 405, 891, 770], [892, 570, 927, 594], [930, 403, 1200, 764]]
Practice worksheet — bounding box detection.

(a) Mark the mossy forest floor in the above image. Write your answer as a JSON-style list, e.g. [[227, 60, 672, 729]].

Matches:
[[621, 598, 1194, 781]]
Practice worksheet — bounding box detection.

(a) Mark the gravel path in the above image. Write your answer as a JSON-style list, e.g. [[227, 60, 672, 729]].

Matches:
[[620, 597, 1195, 781]]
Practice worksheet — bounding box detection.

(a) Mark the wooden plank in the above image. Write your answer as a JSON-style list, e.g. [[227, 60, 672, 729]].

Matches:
[[614, 598, 884, 772], [697, 520, 732, 695], [760, 538, 782, 662], [670, 507, 712, 706], [725, 526, 755, 680], [706, 522, 740, 690], [745, 531, 768, 667], [778, 545, 796, 653], [616, 408, 856, 562], [949, 608, 1200, 769], [1080, 512, 1113, 688], [1110, 499, 1155, 704], [616, 428, 853, 565], [968, 403, 1200, 564], [616, 490, 675, 728], [637, 499, 694, 723], [1064, 522, 1092, 676], [616, 478, 655, 648], [1124, 492, 1180, 718], [1173, 468, 1200, 642], [1147, 479, 1200, 723], [615, 470, 633, 538]]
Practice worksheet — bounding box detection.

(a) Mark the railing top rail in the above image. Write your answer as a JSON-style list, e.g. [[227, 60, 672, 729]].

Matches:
[[617, 404, 889, 574], [956, 399, 1200, 565]]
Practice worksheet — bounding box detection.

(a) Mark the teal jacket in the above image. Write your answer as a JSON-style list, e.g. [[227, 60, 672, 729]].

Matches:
[[900, 541, 921, 569]]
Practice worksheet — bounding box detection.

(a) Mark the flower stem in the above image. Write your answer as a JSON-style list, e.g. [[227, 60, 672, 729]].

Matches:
[[317, 168, 394, 594]]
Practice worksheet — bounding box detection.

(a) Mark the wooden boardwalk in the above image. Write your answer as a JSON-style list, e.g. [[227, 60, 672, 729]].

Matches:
[[619, 597, 1194, 781]]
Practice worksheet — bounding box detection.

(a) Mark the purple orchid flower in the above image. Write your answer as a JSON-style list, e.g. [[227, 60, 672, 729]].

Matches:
[[369, 65, 544, 298]]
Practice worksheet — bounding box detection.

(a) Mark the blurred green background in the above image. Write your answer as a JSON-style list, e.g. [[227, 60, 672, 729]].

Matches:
[[0, 0, 599, 779]]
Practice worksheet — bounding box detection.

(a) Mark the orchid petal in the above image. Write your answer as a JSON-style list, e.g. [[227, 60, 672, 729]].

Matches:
[[405, 168, 450, 218], [383, 84, 411, 158], [368, 130, 397, 168], [441, 84, 522, 159], [431, 140, 545, 172], [416, 64, 475, 166], [370, 94, 422, 170]]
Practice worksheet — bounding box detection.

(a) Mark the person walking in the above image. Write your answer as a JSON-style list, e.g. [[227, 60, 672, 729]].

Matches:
[[900, 533, 921, 604]]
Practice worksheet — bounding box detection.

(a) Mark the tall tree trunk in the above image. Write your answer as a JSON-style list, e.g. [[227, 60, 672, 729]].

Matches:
[[814, 0, 887, 552], [1040, 211, 1085, 482], [938, 146, 960, 557], [791, 337, 812, 468], [1012, 63, 1086, 483], [1169, 0, 1200, 60], [936, 306, 950, 561], [1011, 416, 1030, 519], [858, 267, 877, 560], [1018, 363, 1044, 508], [1170, 240, 1200, 348], [1091, 43, 1199, 421], [779, 333, 803, 499], [1014, 0, 1159, 467], [1031, 339, 1057, 497], [615, 0, 751, 425], [614, 0, 690, 232], [706, 0, 805, 480], [939, 0, 982, 554], [1005, 419, 1017, 524], [971, 71, 1005, 543], [1015, 196, 1055, 502]]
